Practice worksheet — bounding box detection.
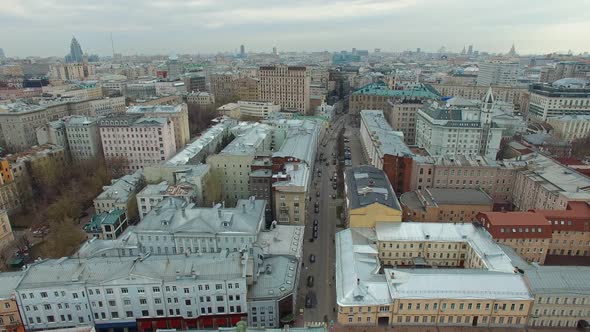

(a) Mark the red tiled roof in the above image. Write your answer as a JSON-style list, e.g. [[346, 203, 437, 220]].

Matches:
[[479, 211, 550, 226]]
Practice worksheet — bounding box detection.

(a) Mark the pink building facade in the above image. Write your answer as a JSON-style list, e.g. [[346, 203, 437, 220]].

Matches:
[[99, 115, 176, 173]]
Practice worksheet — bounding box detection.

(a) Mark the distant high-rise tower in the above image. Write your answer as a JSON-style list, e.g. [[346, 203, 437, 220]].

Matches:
[[0, 48, 5, 60], [416, 48, 421, 53], [65, 36, 84, 63], [272, 46, 277, 56], [240, 44, 245, 58], [507, 42, 517, 57], [461, 46, 466, 55], [467, 44, 473, 55]]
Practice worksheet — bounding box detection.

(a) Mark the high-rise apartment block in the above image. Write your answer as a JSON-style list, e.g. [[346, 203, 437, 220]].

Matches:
[[99, 115, 176, 172], [258, 65, 311, 114], [476, 62, 520, 87]]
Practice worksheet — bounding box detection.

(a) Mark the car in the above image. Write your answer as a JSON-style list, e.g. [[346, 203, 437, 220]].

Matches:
[[313, 225, 318, 232], [332, 184, 337, 190], [316, 191, 320, 197], [307, 276, 314, 287], [325, 162, 329, 166], [332, 159, 336, 165], [313, 219, 318, 226], [313, 230, 318, 239], [314, 207, 319, 213], [309, 254, 316, 263], [305, 294, 313, 308], [332, 194, 336, 199]]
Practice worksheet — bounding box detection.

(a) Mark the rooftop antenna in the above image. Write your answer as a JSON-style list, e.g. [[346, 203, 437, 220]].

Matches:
[[110, 32, 115, 58]]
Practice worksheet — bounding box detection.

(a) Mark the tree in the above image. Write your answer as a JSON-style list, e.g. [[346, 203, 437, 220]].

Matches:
[[187, 102, 219, 136], [202, 169, 223, 206], [105, 156, 130, 179], [35, 218, 87, 258]]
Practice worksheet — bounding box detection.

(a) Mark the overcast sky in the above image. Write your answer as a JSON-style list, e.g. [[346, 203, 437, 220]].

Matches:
[[1, 0, 589, 57]]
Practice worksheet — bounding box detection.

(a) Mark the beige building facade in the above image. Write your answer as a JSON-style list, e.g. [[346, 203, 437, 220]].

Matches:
[[546, 114, 590, 141], [126, 104, 190, 150], [258, 65, 310, 114]]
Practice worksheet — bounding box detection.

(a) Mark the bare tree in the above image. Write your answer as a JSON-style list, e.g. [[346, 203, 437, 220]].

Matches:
[[105, 156, 130, 179]]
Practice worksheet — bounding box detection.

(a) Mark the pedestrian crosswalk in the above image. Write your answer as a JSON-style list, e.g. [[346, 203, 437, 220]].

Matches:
[[305, 321, 327, 327]]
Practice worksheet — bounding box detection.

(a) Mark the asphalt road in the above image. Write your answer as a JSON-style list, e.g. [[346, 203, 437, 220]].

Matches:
[[297, 111, 348, 325]]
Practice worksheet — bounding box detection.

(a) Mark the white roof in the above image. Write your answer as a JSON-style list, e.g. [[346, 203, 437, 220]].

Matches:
[[384, 269, 531, 300]]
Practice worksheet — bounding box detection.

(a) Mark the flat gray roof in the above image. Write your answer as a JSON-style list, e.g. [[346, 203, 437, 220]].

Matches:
[[344, 166, 400, 210], [400, 188, 493, 211]]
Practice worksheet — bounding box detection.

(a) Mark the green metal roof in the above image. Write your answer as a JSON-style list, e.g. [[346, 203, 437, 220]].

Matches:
[[352, 81, 440, 99], [84, 209, 125, 232]]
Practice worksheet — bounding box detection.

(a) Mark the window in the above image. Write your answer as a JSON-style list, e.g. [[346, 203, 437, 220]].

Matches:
[[121, 288, 128, 294], [106, 288, 114, 294]]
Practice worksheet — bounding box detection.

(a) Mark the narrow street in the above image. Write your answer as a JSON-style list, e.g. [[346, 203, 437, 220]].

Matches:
[[295, 105, 370, 327]]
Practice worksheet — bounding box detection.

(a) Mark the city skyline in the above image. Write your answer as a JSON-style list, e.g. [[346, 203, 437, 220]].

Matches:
[[1, 0, 590, 57]]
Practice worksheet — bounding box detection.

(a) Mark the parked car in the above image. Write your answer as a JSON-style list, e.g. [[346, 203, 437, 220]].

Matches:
[[313, 230, 318, 239], [313, 219, 318, 226], [313, 224, 318, 232], [314, 206, 319, 213], [316, 191, 320, 197], [309, 254, 316, 263], [305, 294, 313, 308], [307, 276, 314, 287]]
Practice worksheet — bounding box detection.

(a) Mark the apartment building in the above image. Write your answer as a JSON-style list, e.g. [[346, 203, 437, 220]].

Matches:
[[133, 197, 264, 255], [124, 82, 157, 100], [385, 98, 432, 145], [540, 61, 590, 83], [476, 62, 520, 87], [349, 82, 440, 114], [64, 116, 102, 162], [359, 110, 412, 170], [497, 244, 590, 329], [512, 154, 590, 211], [93, 170, 144, 218], [99, 115, 176, 172], [401, 188, 493, 222], [431, 83, 526, 106], [236, 77, 259, 102], [414, 97, 503, 160], [336, 222, 533, 328], [87, 97, 126, 116], [479, 211, 551, 264], [0, 98, 125, 152], [186, 92, 215, 106], [258, 65, 310, 114], [527, 81, 590, 121], [0, 210, 15, 249], [535, 201, 590, 257], [165, 117, 236, 167], [344, 166, 402, 228], [0, 272, 25, 332], [126, 104, 190, 150], [136, 181, 195, 220], [270, 119, 319, 225], [546, 114, 590, 141], [209, 72, 239, 102], [183, 73, 206, 93], [50, 62, 95, 81], [14, 254, 250, 331], [207, 123, 273, 206]]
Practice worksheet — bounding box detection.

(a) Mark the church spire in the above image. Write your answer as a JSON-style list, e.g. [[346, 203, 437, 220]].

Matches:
[[508, 42, 516, 56]]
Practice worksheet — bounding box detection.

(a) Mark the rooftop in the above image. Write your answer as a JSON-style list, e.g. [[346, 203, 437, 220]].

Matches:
[[126, 104, 184, 115], [134, 197, 265, 236], [166, 117, 236, 166], [360, 110, 413, 157], [84, 209, 126, 232], [352, 81, 440, 99], [522, 154, 590, 200], [17, 253, 247, 290], [384, 269, 531, 300], [269, 119, 320, 165], [219, 123, 272, 156], [374, 222, 516, 273], [247, 255, 299, 300], [400, 188, 493, 211], [344, 166, 400, 210], [95, 170, 143, 204], [0, 271, 25, 299], [479, 211, 549, 227]]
